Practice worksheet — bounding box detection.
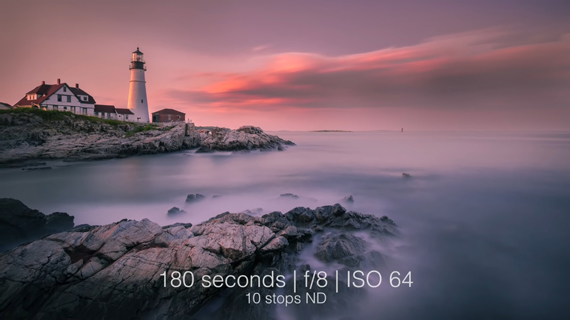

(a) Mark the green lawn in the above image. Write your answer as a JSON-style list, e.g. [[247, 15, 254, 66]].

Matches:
[[1, 108, 130, 126]]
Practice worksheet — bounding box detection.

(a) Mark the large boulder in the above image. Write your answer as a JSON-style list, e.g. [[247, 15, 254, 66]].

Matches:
[[185, 194, 205, 204], [314, 232, 367, 266], [314, 232, 385, 268], [167, 207, 187, 215], [0, 198, 74, 251]]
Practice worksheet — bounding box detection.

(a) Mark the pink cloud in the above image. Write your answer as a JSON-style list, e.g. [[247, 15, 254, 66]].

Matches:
[[165, 28, 570, 114]]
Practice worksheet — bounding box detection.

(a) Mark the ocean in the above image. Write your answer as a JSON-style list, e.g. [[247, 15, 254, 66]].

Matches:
[[1, 131, 569, 319]]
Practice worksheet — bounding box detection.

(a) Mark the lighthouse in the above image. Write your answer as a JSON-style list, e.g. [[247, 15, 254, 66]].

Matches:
[[127, 47, 149, 122]]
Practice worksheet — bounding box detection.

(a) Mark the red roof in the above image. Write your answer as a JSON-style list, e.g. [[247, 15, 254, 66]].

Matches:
[[115, 108, 134, 115], [26, 83, 54, 95], [69, 87, 96, 104], [94, 104, 116, 113], [15, 82, 95, 106], [152, 108, 185, 115], [15, 83, 64, 106]]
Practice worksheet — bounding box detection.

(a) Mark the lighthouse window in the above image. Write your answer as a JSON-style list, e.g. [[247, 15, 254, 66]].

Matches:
[[141, 99, 143, 103]]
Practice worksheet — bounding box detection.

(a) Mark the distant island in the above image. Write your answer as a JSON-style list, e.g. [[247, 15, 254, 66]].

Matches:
[[311, 130, 352, 132]]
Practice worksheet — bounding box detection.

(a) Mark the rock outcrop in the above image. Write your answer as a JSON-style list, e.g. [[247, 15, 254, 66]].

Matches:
[[0, 111, 294, 164], [280, 193, 299, 199], [0, 198, 74, 252], [196, 126, 295, 153], [342, 195, 355, 204], [185, 194, 206, 204], [0, 203, 397, 319], [167, 207, 187, 216], [315, 232, 385, 268]]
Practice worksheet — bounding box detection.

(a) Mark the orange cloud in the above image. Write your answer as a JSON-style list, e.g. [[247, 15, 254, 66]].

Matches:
[[165, 28, 570, 113]]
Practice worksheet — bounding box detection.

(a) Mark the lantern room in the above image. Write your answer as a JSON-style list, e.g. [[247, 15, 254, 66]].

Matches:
[[130, 47, 146, 70]]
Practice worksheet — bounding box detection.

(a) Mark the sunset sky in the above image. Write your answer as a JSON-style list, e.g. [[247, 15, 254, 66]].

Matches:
[[1, 0, 569, 131]]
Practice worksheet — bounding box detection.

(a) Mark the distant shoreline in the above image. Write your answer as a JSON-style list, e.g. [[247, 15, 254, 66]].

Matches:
[[311, 130, 352, 132]]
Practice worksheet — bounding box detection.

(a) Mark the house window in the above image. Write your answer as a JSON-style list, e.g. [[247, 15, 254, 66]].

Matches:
[[53, 105, 58, 110], [82, 108, 87, 115], [57, 95, 62, 102], [95, 112, 98, 116], [67, 96, 71, 102], [64, 106, 67, 110], [63, 87, 67, 92], [126, 115, 129, 120], [83, 96, 87, 101]]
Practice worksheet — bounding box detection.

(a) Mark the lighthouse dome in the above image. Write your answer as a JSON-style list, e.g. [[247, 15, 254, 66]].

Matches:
[[130, 47, 145, 68]]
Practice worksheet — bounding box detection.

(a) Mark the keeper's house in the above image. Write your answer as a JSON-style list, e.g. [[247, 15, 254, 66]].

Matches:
[[152, 108, 185, 123], [14, 79, 96, 115]]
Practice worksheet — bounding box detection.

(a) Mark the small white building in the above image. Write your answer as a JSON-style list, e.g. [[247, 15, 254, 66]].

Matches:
[[94, 104, 135, 121], [14, 79, 96, 115], [116, 108, 135, 121]]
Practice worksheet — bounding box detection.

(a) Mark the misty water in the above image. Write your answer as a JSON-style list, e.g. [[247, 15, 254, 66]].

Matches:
[[1, 131, 570, 319]]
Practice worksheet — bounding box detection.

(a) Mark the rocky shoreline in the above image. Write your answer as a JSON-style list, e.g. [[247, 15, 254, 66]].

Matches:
[[0, 199, 397, 319], [0, 198, 74, 252], [0, 109, 295, 164]]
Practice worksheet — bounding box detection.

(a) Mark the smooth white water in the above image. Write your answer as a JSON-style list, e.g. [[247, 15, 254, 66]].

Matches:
[[1, 131, 569, 318]]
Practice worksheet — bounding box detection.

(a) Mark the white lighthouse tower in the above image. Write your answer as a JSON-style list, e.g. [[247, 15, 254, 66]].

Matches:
[[127, 47, 149, 122]]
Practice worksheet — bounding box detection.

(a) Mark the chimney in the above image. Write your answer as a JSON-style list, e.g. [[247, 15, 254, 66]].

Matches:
[[75, 83, 79, 88], [42, 81, 45, 85], [57, 78, 61, 85]]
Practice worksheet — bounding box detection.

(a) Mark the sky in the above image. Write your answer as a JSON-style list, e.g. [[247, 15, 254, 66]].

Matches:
[[1, 0, 569, 131]]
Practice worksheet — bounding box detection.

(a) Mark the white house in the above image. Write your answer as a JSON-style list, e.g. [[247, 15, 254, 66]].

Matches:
[[14, 79, 96, 115], [116, 108, 135, 121], [94, 104, 135, 121]]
